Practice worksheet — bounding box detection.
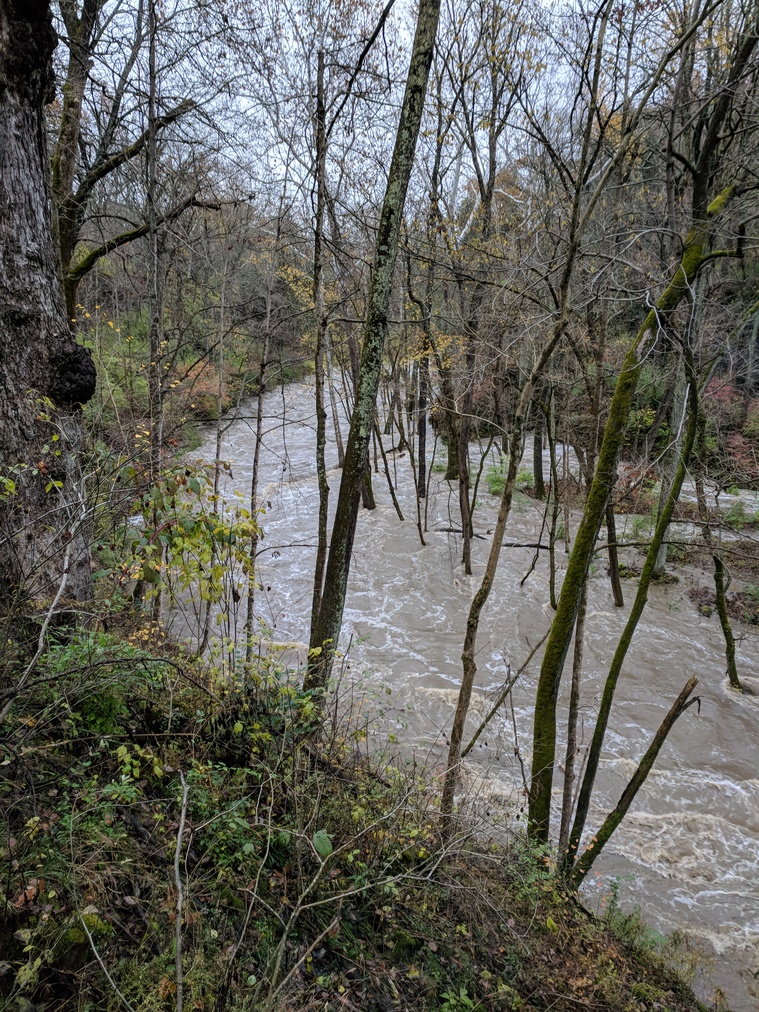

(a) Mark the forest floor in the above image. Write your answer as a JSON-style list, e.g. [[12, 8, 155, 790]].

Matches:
[[0, 610, 728, 1012]]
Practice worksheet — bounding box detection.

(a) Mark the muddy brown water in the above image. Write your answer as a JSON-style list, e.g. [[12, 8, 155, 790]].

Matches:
[[191, 381, 759, 1011]]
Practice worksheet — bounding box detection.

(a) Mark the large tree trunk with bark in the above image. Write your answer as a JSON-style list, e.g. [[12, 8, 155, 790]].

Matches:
[[0, 0, 96, 608]]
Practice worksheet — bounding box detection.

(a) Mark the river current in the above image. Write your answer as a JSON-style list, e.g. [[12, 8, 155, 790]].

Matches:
[[193, 380, 759, 1011]]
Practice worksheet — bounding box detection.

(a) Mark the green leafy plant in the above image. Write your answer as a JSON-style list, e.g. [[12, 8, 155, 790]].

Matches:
[[486, 463, 506, 495], [440, 985, 477, 1010], [515, 467, 533, 492], [724, 498, 747, 528]]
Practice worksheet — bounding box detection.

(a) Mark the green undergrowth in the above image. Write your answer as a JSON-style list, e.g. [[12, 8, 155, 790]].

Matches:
[[0, 626, 721, 1011], [79, 301, 308, 464]]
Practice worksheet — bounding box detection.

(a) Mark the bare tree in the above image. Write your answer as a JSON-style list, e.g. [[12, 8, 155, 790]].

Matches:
[[305, 0, 441, 692]]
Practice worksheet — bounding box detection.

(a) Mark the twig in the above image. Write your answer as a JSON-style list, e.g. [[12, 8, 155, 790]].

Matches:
[[175, 771, 189, 1012], [0, 542, 71, 724], [268, 903, 342, 1005], [461, 631, 549, 759], [80, 911, 138, 1012]]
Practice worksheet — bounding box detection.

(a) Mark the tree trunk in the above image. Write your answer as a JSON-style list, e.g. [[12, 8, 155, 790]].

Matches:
[[0, 0, 96, 608], [304, 0, 441, 692], [529, 186, 737, 844], [652, 358, 687, 578], [50, 0, 101, 323], [695, 410, 711, 542], [310, 47, 331, 640], [533, 414, 545, 500], [417, 335, 430, 499], [146, 0, 164, 480], [440, 363, 460, 481], [713, 555, 742, 692], [558, 578, 587, 854], [605, 504, 624, 607], [245, 247, 274, 662], [546, 395, 561, 610], [440, 324, 566, 825], [562, 368, 699, 868], [570, 675, 700, 886]]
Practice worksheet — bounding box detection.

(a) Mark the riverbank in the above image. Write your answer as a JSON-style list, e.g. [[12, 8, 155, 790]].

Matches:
[[0, 620, 723, 1011]]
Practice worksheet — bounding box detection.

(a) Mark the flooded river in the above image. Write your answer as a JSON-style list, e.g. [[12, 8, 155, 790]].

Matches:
[[195, 380, 759, 1011]]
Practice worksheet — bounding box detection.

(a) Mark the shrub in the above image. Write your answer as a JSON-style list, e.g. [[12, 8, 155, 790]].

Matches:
[[486, 463, 506, 495]]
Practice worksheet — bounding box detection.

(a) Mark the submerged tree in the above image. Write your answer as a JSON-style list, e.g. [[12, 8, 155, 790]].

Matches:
[[529, 0, 758, 845], [304, 0, 441, 692]]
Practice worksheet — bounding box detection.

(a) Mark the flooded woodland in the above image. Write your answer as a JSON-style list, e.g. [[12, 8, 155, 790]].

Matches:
[[2, 1, 759, 1010], [193, 381, 759, 1011]]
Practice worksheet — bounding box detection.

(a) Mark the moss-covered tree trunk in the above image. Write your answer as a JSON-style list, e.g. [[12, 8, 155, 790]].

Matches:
[[545, 394, 561, 610], [440, 0, 621, 824], [527, 4, 756, 832], [558, 578, 587, 854], [562, 365, 699, 868], [304, 0, 441, 692], [0, 0, 96, 607], [528, 201, 726, 842]]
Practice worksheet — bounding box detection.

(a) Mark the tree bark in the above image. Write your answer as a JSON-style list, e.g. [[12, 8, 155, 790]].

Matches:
[[562, 365, 699, 868], [50, 0, 101, 321], [146, 0, 164, 480], [558, 578, 587, 854], [245, 252, 274, 662], [0, 0, 96, 607], [533, 414, 545, 500], [605, 504, 624, 607], [50, 0, 192, 322], [652, 359, 687, 578], [713, 555, 742, 692], [440, 323, 566, 825], [310, 47, 330, 642]]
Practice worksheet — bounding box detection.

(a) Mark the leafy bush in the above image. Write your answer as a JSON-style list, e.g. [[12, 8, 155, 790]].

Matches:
[[515, 467, 533, 492], [486, 463, 506, 495]]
